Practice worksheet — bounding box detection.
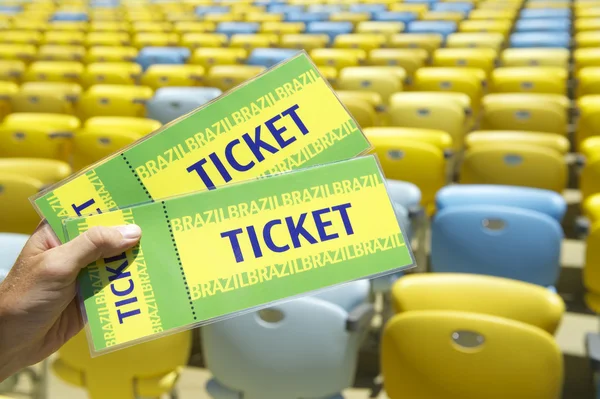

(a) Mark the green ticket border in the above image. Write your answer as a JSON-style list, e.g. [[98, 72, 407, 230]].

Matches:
[[63, 155, 416, 355]]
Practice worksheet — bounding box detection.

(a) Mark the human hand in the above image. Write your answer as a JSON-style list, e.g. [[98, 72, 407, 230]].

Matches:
[[0, 222, 141, 381]]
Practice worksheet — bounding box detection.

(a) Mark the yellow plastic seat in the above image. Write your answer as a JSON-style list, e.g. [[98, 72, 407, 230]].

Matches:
[[131, 21, 173, 34], [576, 31, 600, 48], [482, 93, 569, 135], [133, 32, 179, 49], [0, 60, 25, 83], [230, 33, 278, 50], [466, 130, 570, 154], [337, 66, 404, 104], [392, 274, 565, 334], [23, 61, 84, 84], [365, 127, 451, 208], [48, 21, 88, 32], [180, 33, 228, 49], [389, 3, 428, 17], [459, 143, 567, 192], [280, 34, 330, 51], [356, 21, 404, 36], [333, 34, 386, 51], [85, 47, 138, 64], [577, 67, 600, 97], [245, 12, 282, 23], [205, 65, 266, 92], [189, 48, 246, 69], [81, 62, 142, 88], [584, 222, 600, 312], [367, 48, 427, 83], [580, 136, 600, 162], [459, 20, 512, 37], [432, 48, 497, 77], [387, 33, 443, 54], [43, 30, 85, 46], [575, 48, 600, 72], [577, 95, 600, 146], [141, 65, 205, 89], [576, 19, 600, 33], [0, 44, 36, 64], [445, 33, 505, 51], [0, 173, 43, 234], [583, 192, 600, 225], [413, 67, 485, 115], [261, 22, 305, 35], [0, 113, 80, 161], [11, 82, 81, 115], [38, 44, 86, 63], [53, 330, 191, 399], [173, 21, 215, 34], [382, 311, 563, 399], [11, 20, 48, 31], [77, 85, 154, 120], [468, 9, 517, 20], [86, 32, 131, 47], [422, 11, 465, 23], [388, 92, 466, 150], [502, 48, 570, 69], [204, 13, 238, 23], [89, 21, 130, 33], [330, 12, 370, 24], [310, 48, 366, 70], [0, 31, 42, 46], [72, 116, 161, 170], [492, 67, 567, 95], [336, 90, 381, 129], [582, 155, 600, 200], [0, 158, 71, 184], [318, 65, 338, 88], [0, 82, 17, 121]]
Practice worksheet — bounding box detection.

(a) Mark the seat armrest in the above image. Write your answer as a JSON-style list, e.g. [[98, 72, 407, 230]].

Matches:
[[586, 333, 600, 372], [346, 303, 374, 332]]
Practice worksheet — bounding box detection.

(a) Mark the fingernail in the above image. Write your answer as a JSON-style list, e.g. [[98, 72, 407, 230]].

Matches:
[[115, 224, 142, 240]]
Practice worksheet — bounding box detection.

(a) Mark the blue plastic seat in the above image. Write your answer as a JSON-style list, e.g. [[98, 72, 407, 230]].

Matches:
[[90, 0, 119, 7], [407, 21, 457, 38], [146, 87, 222, 124], [267, 4, 304, 14], [285, 12, 330, 23], [431, 205, 563, 287], [307, 4, 344, 14], [520, 9, 571, 19], [216, 22, 260, 37], [247, 48, 300, 68], [373, 11, 418, 23], [349, 4, 388, 14], [51, 11, 89, 21], [405, 0, 437, 4], [432, 2, 474, 13], [306, 21, 354, 41], [136, 47, 190, 70], [0, 5, 22, 14], [436, 185, 567, 222], [195, 6, 229, 16], [515, 18, 571, 32], [203, 281, 372, 399], [510, 32, 571, 48]]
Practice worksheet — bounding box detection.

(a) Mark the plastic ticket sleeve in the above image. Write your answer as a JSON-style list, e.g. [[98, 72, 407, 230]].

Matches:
[[63, 155, 415, 354], [34, 51, 371, 242]]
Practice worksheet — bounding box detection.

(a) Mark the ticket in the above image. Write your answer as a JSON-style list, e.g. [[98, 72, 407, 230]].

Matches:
[[33, 51, 371, 242], [63, 155, 415, 353]]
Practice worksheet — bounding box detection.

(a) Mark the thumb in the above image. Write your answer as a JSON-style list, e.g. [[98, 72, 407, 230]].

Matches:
[[51, 225, 142, 274]]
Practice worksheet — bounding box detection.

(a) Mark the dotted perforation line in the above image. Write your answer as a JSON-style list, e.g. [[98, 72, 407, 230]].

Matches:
[[121, 153, 153, 201], [162, 201, 197, 320]]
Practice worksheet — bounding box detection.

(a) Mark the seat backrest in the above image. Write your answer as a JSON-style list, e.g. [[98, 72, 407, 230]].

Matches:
[[392, 273, 565, 333], [0, 158, 71, 185], [0, 173, 43, 234], [382, 310, 563, 399], [466, 130, 569, 154], [510, 32, 571, 48], [581, 155, 600, 200], [431, 205, 563, 286], [202, 297, 358, 399], [435, 184, 566, 221]]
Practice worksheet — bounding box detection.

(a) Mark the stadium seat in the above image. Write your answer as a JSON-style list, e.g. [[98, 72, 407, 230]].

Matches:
[[280, 34, 330, 50], [260, 21, 304, 35], [577, 67, 600, 97], [466, 9, 517, 21], [131, 21, 173, 34], [0, 113, 79, 160], [22, 61, 84, 83], [0, 31, 42, 46], [205, 65, 266, 91], [37, 45, 85, 62], [407, 21, 457, 38], [481, 93, 569, 135], [575, 18, 600, 33], [491, 67, 567, 95], [229, 33, 278, 50], [85, 46, 138, 63], [310, 48, 366, 70], [367, 48, 427, 84], [173, 21, 216, 34], [180, 33, 229, 49], [460, 143, 567, 193], [575, 48, 600, 72], [53, 330, 192, 399], [0, 60, 24, 83], [433, 2, 474, 14], [285, 12, 330, 24], [576, 31, 600, 48], [356, 21, 405, 36], [306, 21, 353, 41], [445, 33, 505, 51], [364, 127, 452, 209], [146, 87, 222, 125], [89, 21, 130, 33], [330, 12, 371, 24], [337, 66, 404, 104], [51, 11, 88, 22], [387, 33, 443, 53], [422, 11, 466, 23], [581, 155, 600, 200], [189, 47, 247, 68], [373, 11, 418, 24], [459, 20, 512, 37], [333, 33, 387, 51], [0, 82, 17, 120], [72, 116, 161, 170], [510, 32, 571, 49], [349, 4, 387, 14], [246, 48, 299, 68], [81, 62, 141, 87], [389, 4, 429, 18], [0, 46, 38, 66], [216, 21, 259, 36], [11, 82, 80, 115], [521, 9, 571, 19], [133, 32, 179, 49], [382, 311, 563, 399], [515, 18, 571, 33], [136, 47, 190, 70], [203, 281, 372, 399], [0, 158, 71, 185], [388, 92, 467, 150], [85, 32, 131, 47], [0, 173, 44, 234], [336, 90, 382, 129], [466, 131, 570, 155], [245, 12, 283, 23], [141, 64, 205, 89], [392, 274, 565, 333], [432, 48, 497, 76], [577, 95, 600, 147], [77, 85, 153, 119], [502, 48, 570, 69], [43, 30, 85, 47]]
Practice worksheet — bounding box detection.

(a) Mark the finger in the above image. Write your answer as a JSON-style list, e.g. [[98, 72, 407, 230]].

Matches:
[[17, 222, 61, 259], [51, 225, 142, 273]]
